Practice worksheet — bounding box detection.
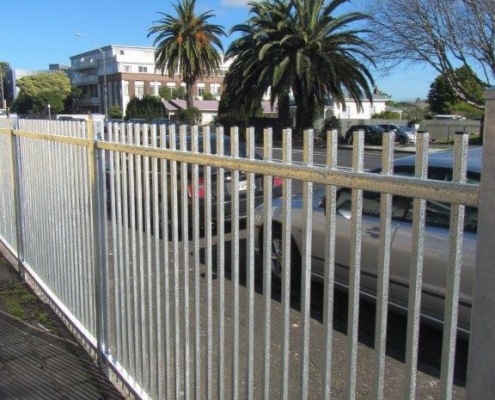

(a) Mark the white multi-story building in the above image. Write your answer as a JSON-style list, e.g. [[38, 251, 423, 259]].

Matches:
[[69, 45, 233, 117]]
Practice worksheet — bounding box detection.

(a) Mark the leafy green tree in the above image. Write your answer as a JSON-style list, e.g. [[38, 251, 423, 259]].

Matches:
[[202, 91, 216, 100], [159, 86, 187, 100], [176, 107, 202, 124], [108, 104, 123, 119], [15, 72, 71, 99], [159, 86, 173, 100], [64, 86, 82, 113], [125, 95, 165, 121], [322, 116, 342, 138], [366, 0, 493, 109], [175, 87, 186, 100], [35, 91, 64, 114], [0, 61, 10, 108], [12, 72, 71, 114], [224, 0, 375, 136], [148, 0, 226, 109], [428, 66, 487, 115], [427, 75, 457, 114], [11, 93, 34, 114], [217, 85, 263, 127], [371, 110, 401, 119]]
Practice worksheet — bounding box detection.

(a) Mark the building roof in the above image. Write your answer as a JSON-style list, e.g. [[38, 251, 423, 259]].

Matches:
[[164, 99, 220, 111]]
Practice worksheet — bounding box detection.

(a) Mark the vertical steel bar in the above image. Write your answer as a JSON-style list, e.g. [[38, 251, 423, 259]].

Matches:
[[299, 129, 314, 400], [345, 129, 364, 400], [122, 123, 134, 371], [150, 124, 159, 398], [142, 124, 151, 393], [323, 129, 339, 400], [120, 123, 131, 372], [127, 124, 138, 378], [280, 129, 292, 400], [404, 132, 429, 400], [373, 130, 395, 399], [203, 126, 214, 400], [440, 132, 468, 399], [170, 126, 181, 400], [216, 129, 226, 400], [161, 124, 172, 400], [112, 123, 123, 363], [180, 126, 191, 399], [245, 126, 256, 400], [135, 123, 144, 383], [191, 128, 201, 400], [231, 127, 240, 400], [261, 127, 273, 400], [84, 123, 96, 330], [64, 124, 75, 314]]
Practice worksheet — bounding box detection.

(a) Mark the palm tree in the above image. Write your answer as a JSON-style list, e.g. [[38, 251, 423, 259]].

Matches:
[[148, 0, 226, 110], [225, 0, 376, 135]]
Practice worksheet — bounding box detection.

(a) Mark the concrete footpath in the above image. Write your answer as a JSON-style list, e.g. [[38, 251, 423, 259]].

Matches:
[[0, 252, 126, 400]]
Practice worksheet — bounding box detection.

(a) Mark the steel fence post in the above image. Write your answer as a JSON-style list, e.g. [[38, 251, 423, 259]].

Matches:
[[89, 116, 109, 369], [9, 122, 25, 277], [466, 86, 495, 399]]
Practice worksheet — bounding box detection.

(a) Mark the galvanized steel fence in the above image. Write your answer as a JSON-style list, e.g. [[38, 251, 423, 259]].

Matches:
[[0, 88, 494, 400]]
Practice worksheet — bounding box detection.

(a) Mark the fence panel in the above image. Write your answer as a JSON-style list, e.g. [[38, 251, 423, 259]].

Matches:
[[0, 98, 492, 399]]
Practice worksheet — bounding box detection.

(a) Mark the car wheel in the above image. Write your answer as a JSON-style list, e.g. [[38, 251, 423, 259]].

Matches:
[[265, 225, 302, 297], [398, 136, 406, 145]]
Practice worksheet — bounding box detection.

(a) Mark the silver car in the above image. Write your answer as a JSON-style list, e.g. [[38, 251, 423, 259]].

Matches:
[[254, 148, 481, 335], [378, 123, 417, 145]]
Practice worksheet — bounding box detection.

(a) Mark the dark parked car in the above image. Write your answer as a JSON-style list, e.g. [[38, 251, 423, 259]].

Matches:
[[254, 148, 481, 335], [344, 124, 385, 145], [107, 133, 283, 235], [378, 124, 417, 145], [151, 118, 180, 130]]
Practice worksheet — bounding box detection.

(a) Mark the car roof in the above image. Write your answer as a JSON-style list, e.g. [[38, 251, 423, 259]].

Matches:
[[392, 147, 483, 174]]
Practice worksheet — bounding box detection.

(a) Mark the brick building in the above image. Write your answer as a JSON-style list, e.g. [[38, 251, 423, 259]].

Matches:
[[69, 45, 232, 117]]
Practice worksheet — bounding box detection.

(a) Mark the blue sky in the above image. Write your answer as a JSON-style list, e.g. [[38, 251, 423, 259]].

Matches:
[[2, 0, 437, 101]]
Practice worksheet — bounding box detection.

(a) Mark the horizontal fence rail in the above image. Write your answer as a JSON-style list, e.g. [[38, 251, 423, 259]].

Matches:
[[0, 101, 493, 399]]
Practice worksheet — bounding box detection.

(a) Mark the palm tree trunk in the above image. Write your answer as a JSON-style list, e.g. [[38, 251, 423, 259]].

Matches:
[[278, 93, 291, 127], [186, 82, 194, 109]]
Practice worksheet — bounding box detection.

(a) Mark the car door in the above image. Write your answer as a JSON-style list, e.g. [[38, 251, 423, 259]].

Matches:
[[388, 167, 478, 332], [388, 201, 477, 331], [310, 189, 408, 297]]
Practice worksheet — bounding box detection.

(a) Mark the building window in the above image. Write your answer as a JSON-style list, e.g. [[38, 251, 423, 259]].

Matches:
[[138, 66, 148, 73], [166, 82, 176, 97], [123, 81, 129, 97], [135, 81, 145, 99], [197, 83, 205, 97], [120, 50, 124, 55], [124, 65, 132, 72], [151, 82, 161, 96], [210, 83, 221, 96]]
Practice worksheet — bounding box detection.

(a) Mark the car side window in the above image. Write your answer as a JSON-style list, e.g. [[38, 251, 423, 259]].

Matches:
[[402, 201, 478, 233], [394, 166, 478, 233], [336, 188, 412, 220]]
